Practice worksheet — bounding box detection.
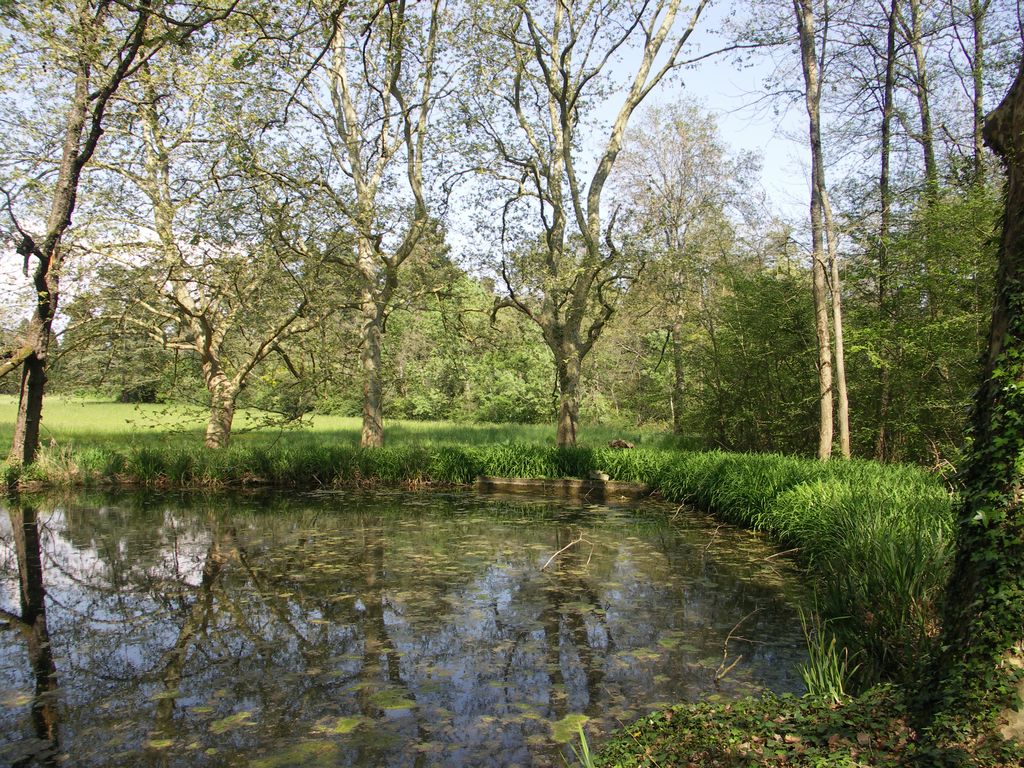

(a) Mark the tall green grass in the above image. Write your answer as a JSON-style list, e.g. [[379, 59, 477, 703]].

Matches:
[[651, 451, 953, 691]]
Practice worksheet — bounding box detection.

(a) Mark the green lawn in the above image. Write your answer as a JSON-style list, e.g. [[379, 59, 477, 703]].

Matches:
[[0, 395, 670, 450]]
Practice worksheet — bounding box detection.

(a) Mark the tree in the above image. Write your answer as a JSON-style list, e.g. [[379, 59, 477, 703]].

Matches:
[[613, 101, 757, 435], [273, 0, 450, 448], [0, 0, 235, 466], [792, 0, 851, 459], [93, 47, 333, 448], [896, 0, 940, 193], [469, 0, 713, 447], [923, 54, 1024, 753]]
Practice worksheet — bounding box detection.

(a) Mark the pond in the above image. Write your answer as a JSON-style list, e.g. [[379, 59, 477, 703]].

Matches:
[[0, 489, 808, 767]]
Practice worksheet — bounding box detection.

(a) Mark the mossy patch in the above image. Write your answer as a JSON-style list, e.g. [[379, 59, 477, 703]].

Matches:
[[248, 739, 340, 767], [311, 716, 364, 735], [551, 713, 589, 743]]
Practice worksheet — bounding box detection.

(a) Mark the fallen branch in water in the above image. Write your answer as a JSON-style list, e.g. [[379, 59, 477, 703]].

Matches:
[[703, 524, 726, 555], [715, 608, 761, 687], [764, 548, 800, 561], [541, 531, 594, 570]]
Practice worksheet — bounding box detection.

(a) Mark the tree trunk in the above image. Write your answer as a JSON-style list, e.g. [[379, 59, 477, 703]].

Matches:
[[555, 346, 581, 448], [969, 0, 987, 184], [905, 0, 938, 193], [203, 367, 238, 450], [670, 319, 685, 435], [875, 0, 898, 461], [794, 0, 834, 460], [10, 334, 50, 466], [820, 177, 849, 458], [922, 57, 1024, 747], [360, 286, 385, 449], [830, 251, 850, 459], [875, 366, 892, 460], [7, 2, 153, 466]]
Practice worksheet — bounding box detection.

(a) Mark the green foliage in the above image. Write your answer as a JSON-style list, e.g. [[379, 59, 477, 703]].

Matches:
[[594, 685, 1022, 767], [568, 726, 597, 768], [845, 184, 999, 463], [652, 452, 952, 690]]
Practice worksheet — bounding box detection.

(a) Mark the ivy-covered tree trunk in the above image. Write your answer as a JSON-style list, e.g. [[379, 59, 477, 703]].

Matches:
[[924, 57, 1024, 750]]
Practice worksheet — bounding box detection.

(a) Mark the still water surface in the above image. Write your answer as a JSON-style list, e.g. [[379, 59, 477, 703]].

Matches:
[[0, 489, 807, 767]]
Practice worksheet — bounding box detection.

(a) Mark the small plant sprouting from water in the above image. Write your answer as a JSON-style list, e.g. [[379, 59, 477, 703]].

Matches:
[[798, 607, 859, 704], [566, 726, 597, 768]]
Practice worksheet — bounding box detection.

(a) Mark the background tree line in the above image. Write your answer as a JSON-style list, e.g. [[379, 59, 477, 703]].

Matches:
[[0, 0, 1018, 465]]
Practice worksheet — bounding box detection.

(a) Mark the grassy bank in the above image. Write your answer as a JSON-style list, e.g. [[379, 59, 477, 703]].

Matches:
[[590, 685, 1020, 767]]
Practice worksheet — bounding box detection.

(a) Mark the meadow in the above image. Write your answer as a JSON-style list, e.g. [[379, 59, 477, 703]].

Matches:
[[0, 395, 669, 451]]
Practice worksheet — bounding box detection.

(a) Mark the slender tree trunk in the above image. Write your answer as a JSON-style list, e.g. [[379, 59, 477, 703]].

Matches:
[[670, 318, 685, 435], [203, 367, 238, 450], [905, 0, 938, 193], [875, 0, 899, 461], [8, 2, 152, 466], [970, 0, 987, 183], [822, 184, 850, 458], [829, 254, 850, 458], [794, 0, 834, 460], [923, 58, 1024, 747], [555, 344, 582, 448], [8, 65, 88, 466]]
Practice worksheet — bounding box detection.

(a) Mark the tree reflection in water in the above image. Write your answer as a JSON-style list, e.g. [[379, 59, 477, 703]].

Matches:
[[1, 504, 60, 767], [0, 490, 808, 767]]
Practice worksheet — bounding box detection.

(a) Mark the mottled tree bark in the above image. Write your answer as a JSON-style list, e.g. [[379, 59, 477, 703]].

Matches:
[[359, 285, 385, 449], [555, 346, 582, 448], [203, 368, 239, 450]]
